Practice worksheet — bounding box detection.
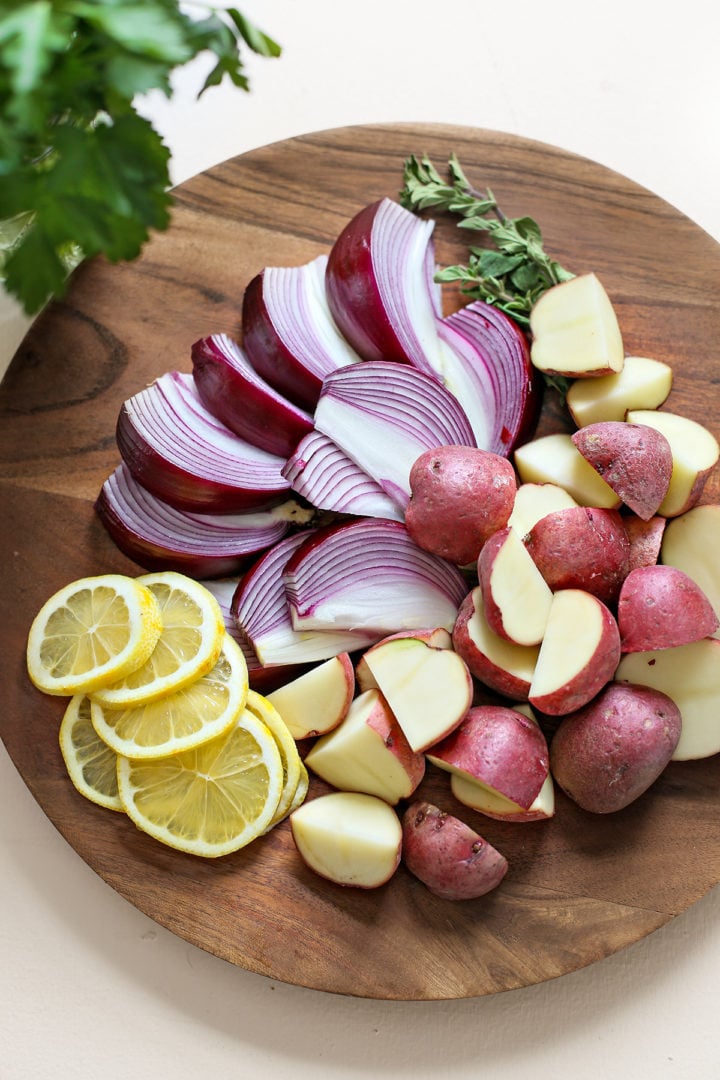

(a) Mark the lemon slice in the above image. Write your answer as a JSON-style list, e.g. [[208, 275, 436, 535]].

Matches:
[[245, 690, 303, 826], [92, 571, 225, 709], [286, 760, 310, 817], [90, 632, 249, 759], [116, 707, 283, 857], [27, 574, 163, 696], [59, 695, 123, 811]]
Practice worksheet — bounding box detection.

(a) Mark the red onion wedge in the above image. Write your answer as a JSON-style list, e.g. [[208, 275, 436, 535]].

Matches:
[[437, 301, 542, 455], [95, 463, 291, 579], [325, 197, 447, 378], [116, 371, 290, 513], [242, 254, 363, 412], [283, 518, 470, 635], [191, 333, 313, 458], [313, 361, 476, 510], [232, 531, 379, 666], [204, 576, 308, 691], [282, 430, 403, 522]]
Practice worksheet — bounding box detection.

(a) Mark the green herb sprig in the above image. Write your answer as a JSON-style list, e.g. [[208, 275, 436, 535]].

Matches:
[[400, 153, 575, 328], [0, 1, 281, 315]]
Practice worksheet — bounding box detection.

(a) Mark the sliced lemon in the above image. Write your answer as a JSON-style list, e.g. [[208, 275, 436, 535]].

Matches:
[[116, 707, 283, 857], [92, 571, 225, 709], [27, 574, 163, 696], [90, 632, 249, 760], [59, 695, 123, 812], [245, 689, 303, 826], [286, 760, 309, 817]]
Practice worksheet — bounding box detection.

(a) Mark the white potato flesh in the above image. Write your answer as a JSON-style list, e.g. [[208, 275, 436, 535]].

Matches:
[[304, 689, 423, 804], [626, 410, 720, 517], [514, 433, 621, 508], [529, 589, 610, 699], [451, 770, 555, 819], [361, 637, 472, 752], [507, 481, 578, 536], [484, 528, 553, 645], [458, 589, 540, 692], [290, 791, 402, 888], [566, 355, 673, 427], [616, 639, 720, 760], [661, 505, 720, 638], [266, 653, 353, 739], [529, 273, 624, 377]]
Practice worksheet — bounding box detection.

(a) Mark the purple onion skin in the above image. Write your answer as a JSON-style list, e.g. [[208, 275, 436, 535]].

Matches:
[[191, 336, 313, 458], [116, 407, 290, 514], [94, 488, 266, 579], [242, 271, 324, 412], [325, 200, 418, 365]]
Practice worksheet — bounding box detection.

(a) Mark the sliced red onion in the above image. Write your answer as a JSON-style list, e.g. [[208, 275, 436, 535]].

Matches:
[[232, 531, 379, 666], [438, 301, 542, 455], [116, 371, 290, 513], [282, 430, 403, 522], [203, 576, 308, 691], [325, 198, 446, 378], [95, 463, 290, 578], [313, 361, 476, 510], [283, 519, 470, 634], [241, 254, 362, 412], [191, 333, 313, 458]]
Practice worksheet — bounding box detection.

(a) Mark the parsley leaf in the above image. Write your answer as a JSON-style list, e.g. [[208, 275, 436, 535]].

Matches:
[[0, 1, 281, 315]]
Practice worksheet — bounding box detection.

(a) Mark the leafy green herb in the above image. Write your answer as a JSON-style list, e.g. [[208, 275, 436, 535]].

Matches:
[[400, 153, 575, 327], [0, 1, 281, 315]]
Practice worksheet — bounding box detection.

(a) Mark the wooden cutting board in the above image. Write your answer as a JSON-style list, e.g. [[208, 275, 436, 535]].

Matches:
[[2, 123, 720, 1001]]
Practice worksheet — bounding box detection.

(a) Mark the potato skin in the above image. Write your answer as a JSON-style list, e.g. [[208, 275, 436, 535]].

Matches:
[[401, 801, 508, 900], [405, 446, 516, 565], [618, 565, 719, 652], [524, 505, 630, 605], [549, 682, 682, 813], [571, 421, 673, 521]]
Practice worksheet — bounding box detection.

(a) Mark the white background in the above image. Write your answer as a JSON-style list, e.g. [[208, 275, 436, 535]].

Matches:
[[2, 2, 720, 1077]]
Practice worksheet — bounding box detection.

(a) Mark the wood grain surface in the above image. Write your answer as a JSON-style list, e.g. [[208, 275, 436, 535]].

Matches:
[[2, 123, 720, 1000]]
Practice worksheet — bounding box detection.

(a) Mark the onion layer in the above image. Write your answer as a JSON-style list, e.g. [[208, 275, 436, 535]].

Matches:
[[116, 371, 290, 513], [313, 361, 476, 509], [95, 463, 291, 578], [282, 430, 403, 521], [283, 518, 470, 634], [232, 531, 379, 666], [242, 254, 362, 411], [191, 333, 313, 458], [325, 198, 447, 378]]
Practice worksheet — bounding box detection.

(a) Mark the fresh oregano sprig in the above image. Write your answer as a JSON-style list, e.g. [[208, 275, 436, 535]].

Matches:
[[400, 153, 575, 328]]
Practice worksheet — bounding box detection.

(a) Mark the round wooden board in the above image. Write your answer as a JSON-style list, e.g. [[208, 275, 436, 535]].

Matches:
[[2, 123, 720, 1001]]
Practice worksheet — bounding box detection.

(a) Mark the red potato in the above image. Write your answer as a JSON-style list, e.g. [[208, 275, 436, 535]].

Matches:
[[566, 355, 673, 428], [550, 682, 682, 813], [451, 770, 555, 822], [625, 409, 720, 517], [452, 586, 539, 700], [507, 481, 578, 537], [404, 445, 517, 565], [571, 421, 673, 521], [290, 791, 402, 889], [477, 526, 553, 646], [355, 627, 451, 691], [624, 514, 666, 572], [529, 273, 624, 378], [616, 638, 720, 760], [514, 433, 622, 509], [401, 801, 508, 901], [426, 705, 550, 811], [266, 652, 355, 740], [354, 633, 473, 752], [529, 589, 621, 715], [304, 689, 425, 806], [661, 505, 720, 636], [524, 505, 630, 606], [617, 565, 719, 652]]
